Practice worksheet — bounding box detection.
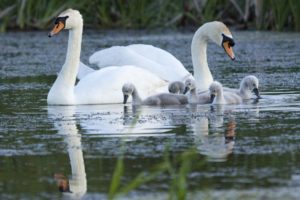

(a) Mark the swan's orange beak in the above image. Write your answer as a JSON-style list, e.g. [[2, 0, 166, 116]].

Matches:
[[222, 41, 235, 60], [48, 21, 65, 37]]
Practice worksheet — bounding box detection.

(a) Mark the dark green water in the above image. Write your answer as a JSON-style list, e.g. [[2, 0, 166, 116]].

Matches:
[[0, 30, 300, 199]]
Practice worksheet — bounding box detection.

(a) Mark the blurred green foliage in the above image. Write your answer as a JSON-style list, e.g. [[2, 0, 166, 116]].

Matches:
[[107, 147, 201, 200], [0, 0, 299, 32]]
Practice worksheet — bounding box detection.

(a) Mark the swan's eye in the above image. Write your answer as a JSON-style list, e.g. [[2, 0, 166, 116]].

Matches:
[[54, 16, 69, 25], [222, 33, 235, 47]]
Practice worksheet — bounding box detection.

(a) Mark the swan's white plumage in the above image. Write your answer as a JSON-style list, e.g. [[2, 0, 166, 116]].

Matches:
[[47, 9, 167, 105], [75, 66, 166, 104], [83, 21, 234, 92], [48, 9, 235, 105], [77, 62, 95, 80], [89, 44, 192, 82]]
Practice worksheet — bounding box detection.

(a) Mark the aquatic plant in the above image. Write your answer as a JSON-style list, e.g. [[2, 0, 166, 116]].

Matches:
[[108, 156, 124, 200], [269, 0, 291, 31], [289, 0, 300, 31], [0, 0, 299, 31], [107, 147, 201, 199]]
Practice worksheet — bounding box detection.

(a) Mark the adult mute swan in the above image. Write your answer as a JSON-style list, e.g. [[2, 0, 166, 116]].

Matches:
[[81, 21, 235, 91], [47, 9, 167, 105], [122, 83, 188, 106]]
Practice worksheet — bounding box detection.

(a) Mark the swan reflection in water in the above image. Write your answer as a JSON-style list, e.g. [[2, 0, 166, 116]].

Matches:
[[48, 106, 87, 198], [75, 104, 175, 137], [47, 100, 260, 197], [48, 104, 175, 198], [189, 103, 259, 162]]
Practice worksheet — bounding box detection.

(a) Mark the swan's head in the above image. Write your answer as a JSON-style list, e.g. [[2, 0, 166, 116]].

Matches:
[[48, 9, 83, 37], [209, 81, 223, 102], [122, 83, 135, 104], [184, 78, 196, 94], [201, 21, 235, 60], [240, 75, 260, 98]]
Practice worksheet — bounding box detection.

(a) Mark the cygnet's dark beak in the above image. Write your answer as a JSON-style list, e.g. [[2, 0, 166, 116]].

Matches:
[[183, 87, 190, 94], [210, 94, 216, 103], [252, 88, 261, 98], [48, 32, 53, 37], [123, 94, 129, 104]]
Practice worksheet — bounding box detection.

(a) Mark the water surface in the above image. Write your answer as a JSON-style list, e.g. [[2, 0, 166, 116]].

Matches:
[[0, 29, 300, 199]]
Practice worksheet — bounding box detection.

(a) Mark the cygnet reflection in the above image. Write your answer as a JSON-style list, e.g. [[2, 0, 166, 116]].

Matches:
[[189, 104, 236, 162]]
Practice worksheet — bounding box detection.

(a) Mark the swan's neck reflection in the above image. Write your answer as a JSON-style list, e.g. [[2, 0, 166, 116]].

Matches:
[[48, 106, 87, 197], [191, 104, 236, 162], [66, 132, 87, 196]]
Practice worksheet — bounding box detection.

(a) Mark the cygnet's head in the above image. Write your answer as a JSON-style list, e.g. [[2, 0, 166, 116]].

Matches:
[[200, 21, 235, 60], [209, 81, 223, 102], [168, 81, 185, 94], [241, 75, 260, 98], [184, 78, 196, 94], [48, 9, 83, 37], [122, 83, 135, 104]]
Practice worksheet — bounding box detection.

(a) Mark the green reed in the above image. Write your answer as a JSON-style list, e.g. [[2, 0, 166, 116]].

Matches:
[[269, 0, 291, 31], [107, 147, 201, 200], [0, 0, 299, 31], [289, 0, 300, 31]]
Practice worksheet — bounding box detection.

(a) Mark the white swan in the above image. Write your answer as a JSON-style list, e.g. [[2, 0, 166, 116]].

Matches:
[[47, 9, 168, 105], [122, 83, 188, 106], [81, 21, 235, 91], [209, 81, 242, 105]]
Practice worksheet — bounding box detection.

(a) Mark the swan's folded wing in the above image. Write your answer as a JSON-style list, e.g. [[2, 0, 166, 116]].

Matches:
[[89, 46, 131, 68], [77, 62, 95, 80], [127, 44, 185, 70], [128, 44, 192, 81], [89, 44, 192, 82]]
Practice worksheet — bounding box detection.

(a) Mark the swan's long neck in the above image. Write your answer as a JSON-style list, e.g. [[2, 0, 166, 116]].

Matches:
[[189, 88, 198, 103], [132, 87, 143, 105], [67, 134, 87, 195], [62, 27, 83, 86], [191, 28, 213, 92], [47, 25, 83, 104], [215, 89, 225, 104], [239, 85, 251, 99]]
